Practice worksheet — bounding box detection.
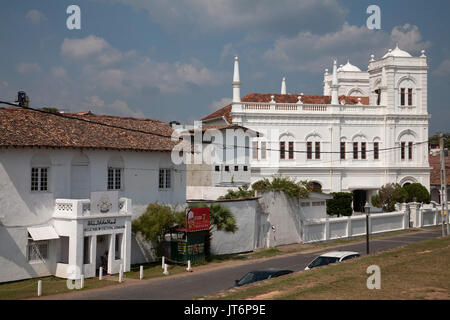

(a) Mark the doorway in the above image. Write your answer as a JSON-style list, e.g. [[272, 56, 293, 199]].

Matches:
[[96, 234, 110, 273], [353, 190, 367, 213]]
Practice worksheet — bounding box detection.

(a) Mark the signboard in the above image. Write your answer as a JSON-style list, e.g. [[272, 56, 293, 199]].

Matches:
[[186, 207, 210, 232], [83, 218, 125, 232]]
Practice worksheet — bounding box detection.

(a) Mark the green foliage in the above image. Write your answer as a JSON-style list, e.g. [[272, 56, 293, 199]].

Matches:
[[252, 175, 312, 199], [218, 184, 255, 200], [371, 183, 408, 212], [326, 192, 353, 217], [132, 202, 184, 242], [41, 107, 60, 113], [429, 132, 450, 149], [403, 183, 431, 204]]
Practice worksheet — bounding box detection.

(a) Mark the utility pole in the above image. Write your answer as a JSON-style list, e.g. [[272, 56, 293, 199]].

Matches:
[[439, 133, 448, 236]]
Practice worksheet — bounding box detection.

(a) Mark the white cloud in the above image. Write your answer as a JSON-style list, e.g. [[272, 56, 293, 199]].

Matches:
[[17, 62, 41, 74], [51, 67, 68, 78], [61, 35, 110, 59], [263, 23, 430, 73], [84, 96, 145, 118], [25, 9, 47, 24]]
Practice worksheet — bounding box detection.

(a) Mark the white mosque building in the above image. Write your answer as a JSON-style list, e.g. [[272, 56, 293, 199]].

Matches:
[[201, 45, 431, 212]]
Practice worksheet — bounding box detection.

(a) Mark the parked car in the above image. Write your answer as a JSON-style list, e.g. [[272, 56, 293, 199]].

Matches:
[[304, 251, 360, 270], [234, 269, 294, 287]]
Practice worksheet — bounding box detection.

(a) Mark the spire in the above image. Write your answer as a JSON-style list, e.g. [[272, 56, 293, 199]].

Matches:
[[331, 59, 339, 105], [232, 56, 241, 103], [281, 77, 286, 94]]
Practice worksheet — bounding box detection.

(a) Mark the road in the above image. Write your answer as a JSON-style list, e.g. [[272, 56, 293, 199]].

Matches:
[[43, 227, 443, 300]]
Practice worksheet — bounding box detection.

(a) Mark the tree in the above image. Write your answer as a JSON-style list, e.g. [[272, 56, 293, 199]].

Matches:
[[189, 202, 238, 259], [403, 183, 431, 203], [252, 175, 312, 199], [326, 192, 353, 217], [131, 202, 185, 256], [371, 183, 408, 212]]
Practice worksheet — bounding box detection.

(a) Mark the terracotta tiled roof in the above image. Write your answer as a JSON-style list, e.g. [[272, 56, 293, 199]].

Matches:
[[0, 107, 177, 152], [201, 93, 370, 123], [429, 154, 450, 186]]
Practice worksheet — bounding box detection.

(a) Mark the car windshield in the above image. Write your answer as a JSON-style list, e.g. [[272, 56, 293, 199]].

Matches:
[[237, 271, 273, 286], [308, 256, 340, 268]]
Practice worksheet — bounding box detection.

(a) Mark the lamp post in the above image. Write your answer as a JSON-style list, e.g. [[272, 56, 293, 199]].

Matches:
[[364, 201, 370, 254]]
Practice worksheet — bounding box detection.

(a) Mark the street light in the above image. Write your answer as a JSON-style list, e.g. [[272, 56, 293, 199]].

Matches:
[[364, 201, 371, 254]]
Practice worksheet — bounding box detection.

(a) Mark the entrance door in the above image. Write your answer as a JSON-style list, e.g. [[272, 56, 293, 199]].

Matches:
[[96, 235, 110, 271], [353, 190, 367, 213]]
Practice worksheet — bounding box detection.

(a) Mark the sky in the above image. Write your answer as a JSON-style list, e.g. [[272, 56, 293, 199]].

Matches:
[[0, 0, 449, 133]]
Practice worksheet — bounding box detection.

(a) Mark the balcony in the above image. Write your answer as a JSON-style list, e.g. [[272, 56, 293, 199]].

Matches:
[[54, 191, 132, 218], [238, 102, 385, 115]]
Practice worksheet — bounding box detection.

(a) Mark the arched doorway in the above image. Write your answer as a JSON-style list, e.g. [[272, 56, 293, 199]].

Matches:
[[71, 153, 90, 199]]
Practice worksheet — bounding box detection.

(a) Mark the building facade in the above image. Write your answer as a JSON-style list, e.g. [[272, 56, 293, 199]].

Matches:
[[202, 47, 430, 211], [0, 108, 186, 283]]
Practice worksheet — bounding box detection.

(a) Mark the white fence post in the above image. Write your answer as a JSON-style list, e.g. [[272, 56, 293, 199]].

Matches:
[[37, 280, 42, 297], [80, 275, 84, 289], [99, 267, 103, 280], [163, 264, 169, 275], [324, 218, 330, 241], [139, 265, 144, 280], [186, 260, 192, 272], [119, 264, 123, 283], [162, 256, 165, 269]]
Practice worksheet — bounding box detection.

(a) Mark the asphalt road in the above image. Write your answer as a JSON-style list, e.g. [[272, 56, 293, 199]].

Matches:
[[48, 227, 443, 300]]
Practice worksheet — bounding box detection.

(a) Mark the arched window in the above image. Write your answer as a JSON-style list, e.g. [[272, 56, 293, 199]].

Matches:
[[279, 132, 295, 160], [30, 153, 51, 192], [305, 132, 321, 160], [351, 132, 367, 160], [398, 77, 416, 107], [311, 181, 322, 192], [107, 155, 124, 190], [398, 130, 416, 161]]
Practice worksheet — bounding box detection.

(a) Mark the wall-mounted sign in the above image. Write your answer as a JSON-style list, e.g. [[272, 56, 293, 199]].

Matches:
[[84, 218, 125, 232], [186, 207, 210, 232]]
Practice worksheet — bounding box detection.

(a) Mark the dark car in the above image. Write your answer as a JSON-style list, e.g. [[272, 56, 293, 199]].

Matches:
[[234, 269, 293, 287]]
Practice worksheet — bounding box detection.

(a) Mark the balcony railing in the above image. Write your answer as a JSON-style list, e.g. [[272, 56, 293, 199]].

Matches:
[[54, 196, 132, 218], [241, 102, 385, 114]]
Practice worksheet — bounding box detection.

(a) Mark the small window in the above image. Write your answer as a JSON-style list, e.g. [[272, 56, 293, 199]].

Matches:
[[307, 142, 312, 160], [234, 165, 239, 171], [215, 166, 220, 172], [31, 167, 48, 191], [280, 142, 285, 160], [315, 142, 320, 159], [261, 142, 267, 160], [374, 142, 379, 160], [375, 89, 381, 106], [340, 142, 346, 160], [408, 88, 413, 106], [252, 141, 258, 160], [353, 142, 358, 159], [401, 142, 406, 160], [400, 88, 405, 106], [408, 142, 413, 160], [288, 141, 294, 159], [224, 166, 230, 172], [361, 142, 366, 160], [108, 168, 122, 190], [27, 238, 48, 261], [159, 168, 171, 189], [243, 166, 248, 172]]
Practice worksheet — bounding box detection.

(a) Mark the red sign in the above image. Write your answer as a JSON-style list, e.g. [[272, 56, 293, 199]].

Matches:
[[186, 207, 210, 232]]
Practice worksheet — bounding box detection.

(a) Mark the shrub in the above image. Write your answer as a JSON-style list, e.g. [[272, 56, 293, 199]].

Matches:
[[403, 183, 431, 203], [326, 192, 353, 217], [252, 175, 311, 199], [371, 183, 408, 212], [218, 184, 255, 200]]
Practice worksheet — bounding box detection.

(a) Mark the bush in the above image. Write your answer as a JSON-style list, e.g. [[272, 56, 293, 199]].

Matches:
[[371, 183, 408, 212], [252, 175, 311, 199], [326, 192, 353, 217], [218, 184, 255, 200], [403, 183, 431, 204]]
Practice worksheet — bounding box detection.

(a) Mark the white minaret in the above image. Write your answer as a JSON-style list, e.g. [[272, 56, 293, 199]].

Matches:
[[232, 56, 241, 103], [331, 60, 339, 105], [281, 77, 286, 94]]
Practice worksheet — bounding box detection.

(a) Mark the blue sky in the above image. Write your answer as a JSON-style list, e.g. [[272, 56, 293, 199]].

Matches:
[[0, 0, 449, 133]]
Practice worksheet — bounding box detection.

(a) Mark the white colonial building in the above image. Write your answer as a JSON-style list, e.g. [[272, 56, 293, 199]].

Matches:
[[0, 109, 186, 283], [202, 46, 430, 212]]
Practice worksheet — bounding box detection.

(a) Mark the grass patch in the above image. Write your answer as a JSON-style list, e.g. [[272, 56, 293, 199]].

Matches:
[[204, 235, 450, 300]]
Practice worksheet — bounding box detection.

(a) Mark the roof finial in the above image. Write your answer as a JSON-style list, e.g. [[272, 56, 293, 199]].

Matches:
[[232, 56, 241, 103], [421, 49, 426, 58]]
